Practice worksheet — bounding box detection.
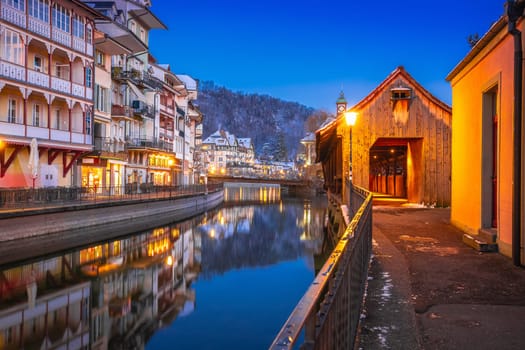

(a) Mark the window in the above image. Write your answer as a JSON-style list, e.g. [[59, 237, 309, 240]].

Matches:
[[53, 109, 69, 130], [34, 55, 42, 72], [390, 87, 412, 100], [29, 0, 49, 22], [2, 0, 24, 11], [72, 109, 83, 133], [1, 29, 24, 65], [7, 98, 17, 123], [86, 26, 92, 44], [72, 15, 84, 39], [54, 63, 69, 79], [53, 109, 60, 129], [86, 109, 92, 135], [32, 104, 41, 126], [86, 67, 92, 88], [52, 3, 70, 33], [95, 50, 104, 66], [94, 85, 109, 112]]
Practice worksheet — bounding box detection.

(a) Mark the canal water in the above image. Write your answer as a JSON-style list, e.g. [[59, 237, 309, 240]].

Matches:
[[0, 185, 328, 350]]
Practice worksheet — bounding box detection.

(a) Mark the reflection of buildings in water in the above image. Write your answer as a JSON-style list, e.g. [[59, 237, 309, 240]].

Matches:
[[298, 199, 326, 254], [0, 221, 201, 349], [199, 205, 255, 239], [0, 254, 90, 349], [198, 198, 327, 277], [224, 184, 281, 204]]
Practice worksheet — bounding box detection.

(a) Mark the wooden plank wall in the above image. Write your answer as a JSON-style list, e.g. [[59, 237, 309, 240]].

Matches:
[[345, 76, 452, 206]]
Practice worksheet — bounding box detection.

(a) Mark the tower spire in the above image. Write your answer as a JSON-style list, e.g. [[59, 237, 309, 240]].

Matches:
[[336, 90, 347, 115]]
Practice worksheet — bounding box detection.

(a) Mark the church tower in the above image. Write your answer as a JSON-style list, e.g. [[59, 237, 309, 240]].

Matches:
[[336, 91, 347, 116]]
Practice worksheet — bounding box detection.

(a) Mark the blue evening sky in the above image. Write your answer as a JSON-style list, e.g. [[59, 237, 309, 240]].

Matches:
[[150, 0, 505, 112]]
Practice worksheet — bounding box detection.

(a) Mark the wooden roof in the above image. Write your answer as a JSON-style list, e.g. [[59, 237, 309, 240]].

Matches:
[[352, 66, 451, 113], [315, 66, 451, 164]]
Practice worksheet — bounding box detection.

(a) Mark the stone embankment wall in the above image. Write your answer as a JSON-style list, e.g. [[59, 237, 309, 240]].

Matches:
[[0, 190, 224, 242]]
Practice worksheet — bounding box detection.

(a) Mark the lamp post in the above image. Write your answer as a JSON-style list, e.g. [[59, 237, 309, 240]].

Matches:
[[344, 111, 357, 182]]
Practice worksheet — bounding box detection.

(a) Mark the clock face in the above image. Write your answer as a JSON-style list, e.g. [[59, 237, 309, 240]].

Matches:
[[338, 104, 345, 112]]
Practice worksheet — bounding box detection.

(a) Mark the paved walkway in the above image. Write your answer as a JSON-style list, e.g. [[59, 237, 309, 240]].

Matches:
[[357, 206, 525, 350]]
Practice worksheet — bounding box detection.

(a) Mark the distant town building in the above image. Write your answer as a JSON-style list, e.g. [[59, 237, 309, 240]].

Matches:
[[202, 129, 254, 177]]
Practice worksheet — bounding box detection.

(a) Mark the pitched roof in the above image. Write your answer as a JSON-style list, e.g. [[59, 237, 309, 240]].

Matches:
[[315, 66, 452, 163], [352, 66, 451, 112]]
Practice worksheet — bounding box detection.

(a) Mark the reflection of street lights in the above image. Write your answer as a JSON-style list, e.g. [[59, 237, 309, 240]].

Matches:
[[344, 111, 357, 182]]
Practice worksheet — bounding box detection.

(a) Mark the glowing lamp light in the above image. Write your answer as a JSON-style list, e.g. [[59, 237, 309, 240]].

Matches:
[[166, 255, 173, 266], [344, 111, 357, 126]]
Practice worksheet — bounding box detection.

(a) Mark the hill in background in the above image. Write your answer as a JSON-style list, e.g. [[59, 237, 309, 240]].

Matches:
[[197, 81, 317, 160]]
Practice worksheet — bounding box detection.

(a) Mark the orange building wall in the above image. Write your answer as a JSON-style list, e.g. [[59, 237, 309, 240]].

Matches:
[[448, 24, 519, 257]]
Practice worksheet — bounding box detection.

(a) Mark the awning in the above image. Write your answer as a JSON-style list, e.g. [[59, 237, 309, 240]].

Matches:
[[94, 35, 131, 55], [95, 20, 147, 52], [128, 8, 167, 30], [127, 82, 146, 102]]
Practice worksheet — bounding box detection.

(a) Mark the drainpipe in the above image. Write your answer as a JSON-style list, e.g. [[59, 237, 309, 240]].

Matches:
[[507, 0, 525, 266]]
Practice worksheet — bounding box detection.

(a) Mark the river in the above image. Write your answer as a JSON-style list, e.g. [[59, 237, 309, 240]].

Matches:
[[0, 185, 328, 350]]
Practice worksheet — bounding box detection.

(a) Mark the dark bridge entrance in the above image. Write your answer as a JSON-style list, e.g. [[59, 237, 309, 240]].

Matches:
[[369, 137, 423, 202]]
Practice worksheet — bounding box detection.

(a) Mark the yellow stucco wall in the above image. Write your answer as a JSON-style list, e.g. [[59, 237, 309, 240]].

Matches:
[[449, 22, 519, 255]]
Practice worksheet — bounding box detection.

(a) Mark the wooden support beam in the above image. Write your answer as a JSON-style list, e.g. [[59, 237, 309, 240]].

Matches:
[[0, 146, 22, 177], [48, 149, 61, 164], [63, 151, 83, 177]]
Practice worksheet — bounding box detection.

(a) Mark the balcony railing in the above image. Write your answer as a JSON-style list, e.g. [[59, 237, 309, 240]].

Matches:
[[28, 16, 50, 38], [94, 137, 126, 153], [1, 58, 89, 98], [51, 76, 71, 94], [72, 83, 85, 98], [1, 4, 26, 28], [1, 4, 91, 54], [27, 69, 50, 88], [1, 60, 24, 81], [126, 138, 173, 152], [132, 102, 154, 119], [111, 104, 133, 118], [112, 68, 164, 90]]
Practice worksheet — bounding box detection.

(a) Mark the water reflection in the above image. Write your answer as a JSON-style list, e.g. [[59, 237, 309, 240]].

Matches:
[[223, 182, 280, 203], [0, 191, 327, 350]]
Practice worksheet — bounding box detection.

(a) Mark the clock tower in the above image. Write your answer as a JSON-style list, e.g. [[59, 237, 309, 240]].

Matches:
[[336, 91, 347, 116]]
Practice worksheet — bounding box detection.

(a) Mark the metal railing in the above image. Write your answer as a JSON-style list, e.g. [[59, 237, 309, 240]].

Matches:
[[270, 182, 372, 350], [0, 183, 223, 210]]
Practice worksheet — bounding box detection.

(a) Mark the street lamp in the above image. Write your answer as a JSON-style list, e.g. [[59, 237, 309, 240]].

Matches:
[[344, 111, 357, 182]]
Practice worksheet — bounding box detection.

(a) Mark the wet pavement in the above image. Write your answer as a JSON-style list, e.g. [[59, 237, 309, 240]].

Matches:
[[357, 206, 525, 350]]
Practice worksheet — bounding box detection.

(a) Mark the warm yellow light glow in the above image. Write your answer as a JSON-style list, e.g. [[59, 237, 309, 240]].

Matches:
[[166, 255, 173, 266], [168, 159, 174, 166], [220, 167, 225, 174], [345, 111, 357, 126], [0, 139, 4, 149]]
